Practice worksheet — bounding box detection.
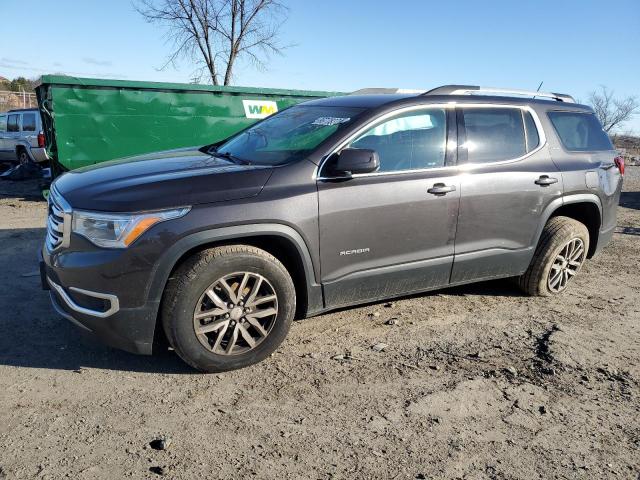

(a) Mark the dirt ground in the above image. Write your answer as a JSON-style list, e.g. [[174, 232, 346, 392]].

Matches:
[[0, 169, 638, 480]]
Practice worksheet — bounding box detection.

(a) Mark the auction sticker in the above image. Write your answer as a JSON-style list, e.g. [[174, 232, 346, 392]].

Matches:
[[312, 117, 351, 126]]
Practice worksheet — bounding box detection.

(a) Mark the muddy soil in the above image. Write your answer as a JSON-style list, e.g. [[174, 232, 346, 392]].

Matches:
[[0, 170, 638, 480]]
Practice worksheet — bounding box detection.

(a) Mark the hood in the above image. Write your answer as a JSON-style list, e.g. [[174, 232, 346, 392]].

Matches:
[[53, 147, 274, 212]]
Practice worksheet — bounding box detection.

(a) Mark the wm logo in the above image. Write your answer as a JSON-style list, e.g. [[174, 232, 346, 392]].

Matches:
[[243, 100, 278, 119]]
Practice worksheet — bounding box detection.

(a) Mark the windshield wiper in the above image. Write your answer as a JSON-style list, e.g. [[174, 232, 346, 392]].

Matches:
[[210, 151, 252, 165]]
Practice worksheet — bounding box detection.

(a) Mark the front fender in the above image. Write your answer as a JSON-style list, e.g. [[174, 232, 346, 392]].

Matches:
[[146, 223, 323, 318]]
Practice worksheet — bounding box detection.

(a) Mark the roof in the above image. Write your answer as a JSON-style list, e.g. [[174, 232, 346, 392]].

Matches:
[[303, 94, 417, 108], [37, 75, 344, 98], [8, 108, 39, 113], [303, 93, 592, 111]]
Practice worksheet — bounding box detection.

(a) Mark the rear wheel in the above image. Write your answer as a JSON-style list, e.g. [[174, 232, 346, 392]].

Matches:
[[518, 216, 589, 296], [17, 148, 30, 165], [161, 245, 295, 372]]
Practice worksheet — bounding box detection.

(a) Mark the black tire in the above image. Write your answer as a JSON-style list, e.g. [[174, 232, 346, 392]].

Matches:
[[17, 148, 30, 165], [161, 245, 295, 372], [518, 216, 590, 296]]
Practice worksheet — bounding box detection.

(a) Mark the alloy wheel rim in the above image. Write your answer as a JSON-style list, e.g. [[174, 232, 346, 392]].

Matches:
[[547, 238, 585, 293], [193, 272, 278, 355]]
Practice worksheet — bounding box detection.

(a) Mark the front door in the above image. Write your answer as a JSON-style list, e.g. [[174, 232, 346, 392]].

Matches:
[[317, 107, 460, 308]]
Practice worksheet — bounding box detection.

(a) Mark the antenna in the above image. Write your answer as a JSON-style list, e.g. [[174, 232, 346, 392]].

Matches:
[[533, 81, 544, 100]]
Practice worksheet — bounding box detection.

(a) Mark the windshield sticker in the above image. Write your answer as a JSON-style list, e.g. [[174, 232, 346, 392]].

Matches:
[[311, 117, 351, 126], [243, 100, 278, 119]]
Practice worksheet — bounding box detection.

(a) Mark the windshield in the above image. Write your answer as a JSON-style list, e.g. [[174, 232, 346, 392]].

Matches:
[[214, 105, 364, 165]]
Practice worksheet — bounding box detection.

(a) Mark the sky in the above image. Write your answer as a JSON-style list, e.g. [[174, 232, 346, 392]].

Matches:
[[1, 0, 639, 132]]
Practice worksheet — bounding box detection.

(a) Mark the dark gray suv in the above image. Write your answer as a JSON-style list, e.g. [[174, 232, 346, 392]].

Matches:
[[41, 85, 624, 372]]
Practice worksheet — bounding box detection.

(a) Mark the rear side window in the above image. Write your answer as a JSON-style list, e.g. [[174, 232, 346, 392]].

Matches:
[[0, 115, 6, 132], [22, 113, 36, 132], [7, 114, 19, 132], [461, 107, 527, 163], [548, 111, 613, 151]]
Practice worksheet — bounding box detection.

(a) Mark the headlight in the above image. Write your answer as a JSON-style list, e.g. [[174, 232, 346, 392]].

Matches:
[[72, 207, 190, 248]]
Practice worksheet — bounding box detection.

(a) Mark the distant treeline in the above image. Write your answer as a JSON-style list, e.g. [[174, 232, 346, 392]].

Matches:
[[613, 135, 640, 157], [0, 76, 38, 93]]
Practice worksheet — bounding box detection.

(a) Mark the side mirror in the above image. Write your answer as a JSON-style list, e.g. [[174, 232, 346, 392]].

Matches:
[[332, 148, 380, 176]]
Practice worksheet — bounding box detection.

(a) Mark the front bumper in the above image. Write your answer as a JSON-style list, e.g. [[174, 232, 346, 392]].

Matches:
[[41, 244, 160, 355], [47, 277, 120, 318]]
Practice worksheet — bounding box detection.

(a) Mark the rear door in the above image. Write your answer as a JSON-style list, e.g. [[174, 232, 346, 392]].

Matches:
[[317, 106, 460, 308], [5, 113, 20, 160], [20, 111, 38, 148], [451, 105, 563, 283]]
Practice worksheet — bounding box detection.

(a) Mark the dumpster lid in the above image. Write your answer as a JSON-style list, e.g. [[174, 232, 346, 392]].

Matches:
[[36, 75, 343, 98]]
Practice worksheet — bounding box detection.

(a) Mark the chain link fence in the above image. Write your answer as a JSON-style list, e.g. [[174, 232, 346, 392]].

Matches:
[[0, 90, 38, 112]]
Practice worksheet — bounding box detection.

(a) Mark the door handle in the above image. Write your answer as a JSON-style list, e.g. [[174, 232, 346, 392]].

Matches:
[[535, 175, 558, 186], [427, 183, 456, 196]]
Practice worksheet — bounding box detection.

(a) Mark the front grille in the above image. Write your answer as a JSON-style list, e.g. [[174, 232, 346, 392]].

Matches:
[[46, 187, 70, 251]]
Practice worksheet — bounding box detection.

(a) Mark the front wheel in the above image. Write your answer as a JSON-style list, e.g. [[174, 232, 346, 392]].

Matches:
[[161, 245, 296, 372], [518, 216, 589, 296]]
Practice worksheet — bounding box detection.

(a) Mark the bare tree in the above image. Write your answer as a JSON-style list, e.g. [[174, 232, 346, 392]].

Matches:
[[136, 0, 287, 85], [588, 85, 639, 132]]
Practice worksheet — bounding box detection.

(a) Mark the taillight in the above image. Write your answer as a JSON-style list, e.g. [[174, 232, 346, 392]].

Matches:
[[37, 132, 45, 148], [614, 156, 625, 176]]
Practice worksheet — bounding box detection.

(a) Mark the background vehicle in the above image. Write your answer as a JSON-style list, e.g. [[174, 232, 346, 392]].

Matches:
[[41, 85, 624, 373], [0, 108, 47, 164], [34, 75, 341, 174]]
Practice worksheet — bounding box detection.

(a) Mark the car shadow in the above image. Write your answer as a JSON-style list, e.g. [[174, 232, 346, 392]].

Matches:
[[615, 226, 640, 236], [0, 178, 47, 202], [315, 277, 523, 318], [0, 224, 556, 374], [620, 191, 640, 211], [0, 227, 193, 374]]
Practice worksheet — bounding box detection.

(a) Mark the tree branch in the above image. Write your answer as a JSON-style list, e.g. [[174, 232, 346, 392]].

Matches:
[[135, 0, 288, 86], [588, 85, 639, 132]]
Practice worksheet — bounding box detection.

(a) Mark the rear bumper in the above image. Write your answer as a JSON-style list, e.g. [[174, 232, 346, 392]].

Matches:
[[30, 147, 50, 163], [593, 224, 616, 256]]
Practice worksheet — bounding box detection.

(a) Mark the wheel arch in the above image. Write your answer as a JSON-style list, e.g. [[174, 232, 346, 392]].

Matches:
[[537, 194, 602, 258], [146, 224, 323, 348], [15, 142, 35, 162]]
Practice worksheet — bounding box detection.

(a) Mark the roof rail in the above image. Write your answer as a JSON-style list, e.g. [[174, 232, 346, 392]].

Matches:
[[422, 85, 575, 103], [350, 88, 423, 95]]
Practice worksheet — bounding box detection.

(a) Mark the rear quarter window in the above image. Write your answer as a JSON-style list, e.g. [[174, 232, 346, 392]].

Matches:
[[548, 111, 613, 151], [22, 113, 36, 132]]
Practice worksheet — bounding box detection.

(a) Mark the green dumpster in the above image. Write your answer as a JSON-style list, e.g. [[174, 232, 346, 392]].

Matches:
[[35, 75, 342, 173]]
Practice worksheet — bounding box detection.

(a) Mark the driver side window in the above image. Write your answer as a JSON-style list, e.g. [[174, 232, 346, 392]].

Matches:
[[349, 108, 447, 172]]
